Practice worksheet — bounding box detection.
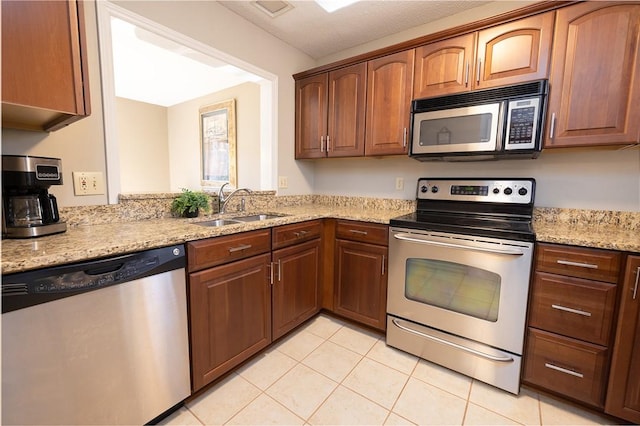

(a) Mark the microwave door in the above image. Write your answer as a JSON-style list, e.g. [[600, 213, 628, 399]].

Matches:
[[411, 103, 501, 154]]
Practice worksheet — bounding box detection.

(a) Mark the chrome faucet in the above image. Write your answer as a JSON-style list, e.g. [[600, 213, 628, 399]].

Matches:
[[218, 183, 253, 214]]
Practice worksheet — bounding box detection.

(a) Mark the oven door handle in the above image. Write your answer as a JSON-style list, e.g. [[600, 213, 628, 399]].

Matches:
[[392, 233, 525, 256], [391, 318, 515, 363]]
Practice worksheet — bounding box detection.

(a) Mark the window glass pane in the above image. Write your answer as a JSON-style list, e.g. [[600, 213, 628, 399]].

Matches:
[[405, 258, 500, 322]]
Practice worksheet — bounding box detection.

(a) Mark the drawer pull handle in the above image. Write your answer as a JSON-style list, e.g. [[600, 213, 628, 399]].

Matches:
[[551, 304, 592, 317], [544, 363, 584, 378], [294, 230, 309, 238], [556, 259, 598, 269], [633, 266, 639, 300], [228, 243, 252, 253], [349, 229, 368, 235]]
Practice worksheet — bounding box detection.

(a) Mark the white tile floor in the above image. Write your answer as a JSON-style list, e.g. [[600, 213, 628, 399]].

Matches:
[[160, 314, 620, 426]]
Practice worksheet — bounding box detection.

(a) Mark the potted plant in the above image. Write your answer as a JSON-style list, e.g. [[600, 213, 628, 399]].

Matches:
[[171, 188, 211, 218]]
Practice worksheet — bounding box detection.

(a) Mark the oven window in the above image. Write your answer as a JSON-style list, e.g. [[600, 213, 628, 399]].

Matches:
[[405, 258, 500, 322]]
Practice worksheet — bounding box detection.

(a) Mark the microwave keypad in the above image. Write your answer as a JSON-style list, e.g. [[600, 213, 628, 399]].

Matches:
[[508, 107, 535, 144]]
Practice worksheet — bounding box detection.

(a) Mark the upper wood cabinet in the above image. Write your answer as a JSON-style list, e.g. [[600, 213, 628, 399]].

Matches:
[[365, 50, 414, 156], [545, 2, 640, 148], [295, 63, 366, 159], [1, 0, 91, 132], [605, 255, 640, 423], [414, 33, 476, 98], [414, 12, 554, 98]]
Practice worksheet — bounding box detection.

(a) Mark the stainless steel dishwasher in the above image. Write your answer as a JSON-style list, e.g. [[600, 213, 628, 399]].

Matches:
[[2, 244, 191, 425]]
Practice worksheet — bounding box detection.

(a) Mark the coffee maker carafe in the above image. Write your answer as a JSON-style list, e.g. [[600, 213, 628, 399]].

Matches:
[[2, 155, 67, 238]]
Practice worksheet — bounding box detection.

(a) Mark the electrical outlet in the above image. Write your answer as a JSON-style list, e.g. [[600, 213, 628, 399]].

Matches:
[[73, 172, 105, 196], [395, 177, 404, 191], [278, 176, 288, 188]]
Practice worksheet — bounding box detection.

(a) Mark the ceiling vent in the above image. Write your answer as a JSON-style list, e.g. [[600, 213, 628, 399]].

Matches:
[[252, 1, 293, 18]]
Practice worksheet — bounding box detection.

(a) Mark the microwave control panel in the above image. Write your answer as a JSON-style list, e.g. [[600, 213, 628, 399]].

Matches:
[[504, 97, 540, 150]]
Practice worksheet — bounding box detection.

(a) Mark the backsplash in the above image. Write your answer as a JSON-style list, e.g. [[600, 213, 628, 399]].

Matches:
[[59, 192, 415, 227]]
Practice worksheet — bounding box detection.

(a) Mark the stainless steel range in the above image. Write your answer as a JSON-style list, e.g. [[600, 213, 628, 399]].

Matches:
[[387, 177, 535, 394]]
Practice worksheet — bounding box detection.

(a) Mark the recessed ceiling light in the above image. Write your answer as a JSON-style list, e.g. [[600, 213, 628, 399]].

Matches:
[[315, 0, 360, 13], [252, 1, 293, 18]]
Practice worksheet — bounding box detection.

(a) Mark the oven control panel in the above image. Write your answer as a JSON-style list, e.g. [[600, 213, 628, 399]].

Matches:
[[417, 178, 534, 204]]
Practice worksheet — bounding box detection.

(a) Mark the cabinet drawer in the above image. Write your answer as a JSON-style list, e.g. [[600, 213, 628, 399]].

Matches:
[[187, 229, 271, 272], [524, 329, 608, 408], [336, 220, 388, 246], [272, 220, 322, 250], [535, 243, 622, 283], [529, 272, 617, 345]]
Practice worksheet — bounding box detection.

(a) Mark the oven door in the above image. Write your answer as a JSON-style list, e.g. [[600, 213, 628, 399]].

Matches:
[[387, 227, 533, 355], [410, 102, 502, 155]]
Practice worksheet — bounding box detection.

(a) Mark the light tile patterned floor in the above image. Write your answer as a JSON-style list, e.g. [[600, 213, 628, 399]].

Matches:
[[160, 314, 620, 426]]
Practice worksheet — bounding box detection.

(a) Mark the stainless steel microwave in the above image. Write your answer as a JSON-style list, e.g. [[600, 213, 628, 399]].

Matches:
[[409, 80, 548, 161]]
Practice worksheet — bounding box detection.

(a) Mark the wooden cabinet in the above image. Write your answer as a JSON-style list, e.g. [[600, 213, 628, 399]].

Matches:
[[272, 221, 322, 340], [333, 220, 388, 331], [523, 243, 622, 408], [1, 0, 91, 132], [413, 12, 554, 98], [187, 230, 272, 392], [606, 255, 640, 423], [295, 63, 366, 159], [365, 50, 414, 156], [545, 2, 640, 148]]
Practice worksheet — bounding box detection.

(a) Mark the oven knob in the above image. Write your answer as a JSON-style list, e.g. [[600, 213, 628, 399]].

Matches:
[[504, 187, 513, 195], [431, 186, 439, 193], [492, 188, 500, 194], [518, 187, 528, 196], [420, 185, 428, 193]]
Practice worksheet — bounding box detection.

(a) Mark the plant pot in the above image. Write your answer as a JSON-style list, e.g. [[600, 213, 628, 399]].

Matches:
[[184, 208, 199, 218]]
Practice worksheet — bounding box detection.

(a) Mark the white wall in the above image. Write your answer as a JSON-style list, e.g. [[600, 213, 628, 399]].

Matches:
[[312, 149, 640, 210], [112, 0, 317, 196], [116, 98, 170, 193], [167, 82, 261, 191]]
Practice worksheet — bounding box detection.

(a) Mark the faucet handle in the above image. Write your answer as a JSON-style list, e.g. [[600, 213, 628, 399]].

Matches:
[[218, 182, 230, 201]]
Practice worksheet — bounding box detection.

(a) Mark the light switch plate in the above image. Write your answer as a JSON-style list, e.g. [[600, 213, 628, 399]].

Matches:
[[73, 172, 105, 195]]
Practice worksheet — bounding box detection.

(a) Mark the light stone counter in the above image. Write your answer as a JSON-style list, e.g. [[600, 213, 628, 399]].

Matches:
[[2, 194, 638, 275], [1, 202, 413, 275]]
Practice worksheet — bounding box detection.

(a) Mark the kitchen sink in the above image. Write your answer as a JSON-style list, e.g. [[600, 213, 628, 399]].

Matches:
[[195, 219, 243, 227], [231, 213, 288, 222]]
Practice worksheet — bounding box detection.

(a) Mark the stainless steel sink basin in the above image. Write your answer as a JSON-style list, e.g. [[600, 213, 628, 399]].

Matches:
[[195, 219, 243, 227], [232, 213, 288, 222]]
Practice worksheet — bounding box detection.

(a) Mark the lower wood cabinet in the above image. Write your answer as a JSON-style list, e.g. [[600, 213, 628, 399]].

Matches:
[[188, 253, 272, 392], [333, 220, 388, 331], [605, 255, 640, 423], [272, 238, 321, 340], [523, 243, 621, 408]]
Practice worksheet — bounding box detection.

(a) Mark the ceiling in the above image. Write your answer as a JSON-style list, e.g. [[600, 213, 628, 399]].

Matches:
[[218, 0, 492, 59]]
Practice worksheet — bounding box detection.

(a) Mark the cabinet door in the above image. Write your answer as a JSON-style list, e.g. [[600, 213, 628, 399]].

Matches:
[[334, 239, 388, 330], [606, 255, 640, 423], [189, 254, 272, 391], [365, 50, 414, 156], [1, 0, 90, 131], [413, 33, 476, 98], [295, 74, 328, 159], [272, 239, 321, 340], [475, 12, 554, 90], [327, 63, 366, 157], [545, 3, 640, 148]]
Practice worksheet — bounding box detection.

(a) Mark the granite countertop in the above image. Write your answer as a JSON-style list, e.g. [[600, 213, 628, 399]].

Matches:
[[2, 200, 638, 275], [1, 204, 410, 275]]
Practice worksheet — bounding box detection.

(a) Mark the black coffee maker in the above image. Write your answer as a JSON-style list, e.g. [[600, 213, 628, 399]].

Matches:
[[2, 155, 67, 238]]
